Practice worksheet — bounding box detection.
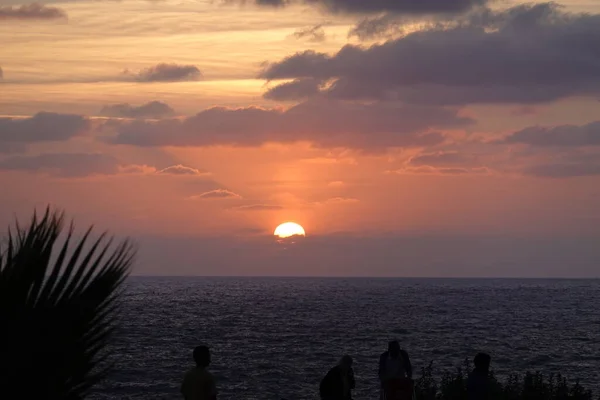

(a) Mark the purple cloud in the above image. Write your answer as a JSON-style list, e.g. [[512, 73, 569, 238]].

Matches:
[[230, 0, 489, 15], [100, 101, 175, 119], [107, 99, 470, 150], [503, 122, 600, 147], [127, 63, 202, 82], [0, 112, 91, 144], [264, 78, 323, 101], [293, 24, 326, 42], [0, 153, 120, 177], [260, 4, 600, 105], [0, 4, 67, 21]]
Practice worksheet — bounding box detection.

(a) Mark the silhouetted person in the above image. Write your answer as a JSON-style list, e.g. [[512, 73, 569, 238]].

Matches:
[[379, 341, 413, 400], [319, 355, 355, 400], [181, 346, 217, 400], [467, 353, 491, 400]]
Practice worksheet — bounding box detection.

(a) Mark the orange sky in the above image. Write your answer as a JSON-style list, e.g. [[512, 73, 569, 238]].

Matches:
[[2, 0, 600, 276]]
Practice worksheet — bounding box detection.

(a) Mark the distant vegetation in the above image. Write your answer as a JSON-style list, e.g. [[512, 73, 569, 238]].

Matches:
[[414, 359, 594, 400]]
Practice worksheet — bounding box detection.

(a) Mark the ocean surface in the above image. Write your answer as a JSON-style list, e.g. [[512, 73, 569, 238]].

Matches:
[[92, 277, 600, 399]]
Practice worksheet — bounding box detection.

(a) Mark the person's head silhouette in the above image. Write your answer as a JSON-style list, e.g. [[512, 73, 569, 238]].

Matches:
[[473, 352, 491, 373], [388, 340, 401, 358], [193, 345, 211, 368], [339, 355, 353, 371]]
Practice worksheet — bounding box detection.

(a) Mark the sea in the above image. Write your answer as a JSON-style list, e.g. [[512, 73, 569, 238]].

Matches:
[[91, 277, 600, 399]]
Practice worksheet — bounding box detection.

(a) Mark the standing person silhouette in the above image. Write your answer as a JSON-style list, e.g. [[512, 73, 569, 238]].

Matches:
[[378, 341, 413, 400], [181, 346, 217, 400], [467, 353, 491, 400]]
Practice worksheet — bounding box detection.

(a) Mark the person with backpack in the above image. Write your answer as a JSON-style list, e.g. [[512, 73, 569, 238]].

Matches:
[[378, 341, 413, 400], [320, 355, 355, 400]]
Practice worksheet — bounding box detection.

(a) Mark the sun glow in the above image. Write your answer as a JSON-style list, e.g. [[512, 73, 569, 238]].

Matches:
[[274, 222, 306, 238]]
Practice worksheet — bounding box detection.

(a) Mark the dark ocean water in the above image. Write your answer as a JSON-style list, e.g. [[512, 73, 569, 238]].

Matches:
[[91, 277, 600, 399]]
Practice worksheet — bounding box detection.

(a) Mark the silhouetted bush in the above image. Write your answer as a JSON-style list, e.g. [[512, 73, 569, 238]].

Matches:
[[414, 359, 594, 400]]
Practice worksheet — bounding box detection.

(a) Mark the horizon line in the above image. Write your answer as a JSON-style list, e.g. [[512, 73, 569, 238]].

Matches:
[[127, 275, 600, 280]]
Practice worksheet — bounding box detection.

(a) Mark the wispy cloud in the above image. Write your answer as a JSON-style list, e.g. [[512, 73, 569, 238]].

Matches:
[[124, 63, 203, 83], [232, 204, 283, 211], [158, 165, 209, 176], [188, 189, 242, 200], [0, 4, 67, 21], [100, 101, 175, 119]]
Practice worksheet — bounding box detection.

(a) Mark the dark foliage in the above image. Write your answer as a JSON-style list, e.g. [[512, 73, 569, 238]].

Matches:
[[0, 208, 135, 399], [414, 359, 594, 400]]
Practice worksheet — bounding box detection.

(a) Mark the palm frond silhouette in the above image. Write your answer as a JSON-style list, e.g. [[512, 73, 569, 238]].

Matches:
[[0, 208, 135, 399]]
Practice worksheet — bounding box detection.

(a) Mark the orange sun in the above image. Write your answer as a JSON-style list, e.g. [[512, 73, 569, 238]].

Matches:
[[274, 222, 306, 238]]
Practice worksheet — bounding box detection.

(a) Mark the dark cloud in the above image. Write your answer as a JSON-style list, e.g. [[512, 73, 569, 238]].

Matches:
[[409, 152, 478, 167], [233, 204, 284, 211], [260, 3, 600, 105], [348, 14, 404, 40], [0, 153, 120, 177], [293, 24, 326, 42], [523, 162, 600, 178], [107, 99, 470, 150], [230, 0, 489, 15], [503, 122, 600, 147], [125, 63, 202, 83], [263, 78, 322, 101], [0, 143, 27, 154], [100, 101, 175, 119], [0, 3, 67, 20], [390, 166, 489, 175], [157, 164, 208, 175], [0, 112, 91, 145], [189, 189, 241, 200]]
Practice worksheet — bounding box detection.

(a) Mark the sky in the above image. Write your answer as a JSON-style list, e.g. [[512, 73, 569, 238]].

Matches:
[[1, 0, 600, 277]]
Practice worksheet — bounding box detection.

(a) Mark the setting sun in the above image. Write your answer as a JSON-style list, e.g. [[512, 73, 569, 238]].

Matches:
[[274, 222, 306, 238]]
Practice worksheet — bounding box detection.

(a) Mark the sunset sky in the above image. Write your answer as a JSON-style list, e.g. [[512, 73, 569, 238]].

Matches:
[[2, 0, 600, 277]]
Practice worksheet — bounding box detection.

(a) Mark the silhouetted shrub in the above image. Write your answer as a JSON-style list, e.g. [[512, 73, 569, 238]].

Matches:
[[414, 359, 593, 400]]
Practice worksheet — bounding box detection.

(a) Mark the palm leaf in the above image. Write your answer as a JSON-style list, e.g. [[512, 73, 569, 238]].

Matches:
[[0, 207, 135, 399]]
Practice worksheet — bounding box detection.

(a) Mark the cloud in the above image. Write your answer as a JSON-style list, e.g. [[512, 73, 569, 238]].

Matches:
[[0, 112, 91, 144], [523, 162, 600, 178], [157, 164, 208, 176], [389, 166, 490, 175], [0, 4, 67, 21], [119, 164, 157, 174], [260, 3, 600, 105], [125, 63, 202, 82], [322, 197, 359, 204], [292, 24, 326, 42], [511, 106, 537, 117], [263, 78, 322, 101], [107, 99, 470, 150], [502, 122, 600, 147], [0, 153, 120, 177], [409, 152, 478, 167], [0, 66, 3, 79], [328, 180, 344, 187], [348, 14, 405, 40], [229, 0, 489, 15], [233, 204, 284, 211], [188, 189, 242, 200], [100, 101, 175, 119]]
